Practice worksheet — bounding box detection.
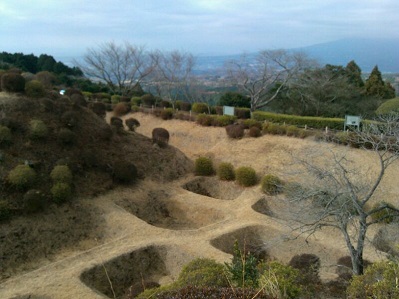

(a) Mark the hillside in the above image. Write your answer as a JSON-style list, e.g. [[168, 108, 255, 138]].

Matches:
[[1, 111, 398, 298]]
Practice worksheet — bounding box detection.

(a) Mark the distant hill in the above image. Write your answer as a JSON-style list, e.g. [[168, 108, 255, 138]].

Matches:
[[194, 38, 399, 74], [295, 38, 399, 73]]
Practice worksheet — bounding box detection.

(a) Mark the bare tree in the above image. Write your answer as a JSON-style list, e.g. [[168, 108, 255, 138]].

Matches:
[[78, 42, 156, 96], [225, 50, 313, 112], [151, 50, 195, 108], [286, 114, 399, 275]]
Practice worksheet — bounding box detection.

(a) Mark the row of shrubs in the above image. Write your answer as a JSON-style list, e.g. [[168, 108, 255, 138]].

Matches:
[[0, 70, 48, 98], [194, 157, 283, 194]]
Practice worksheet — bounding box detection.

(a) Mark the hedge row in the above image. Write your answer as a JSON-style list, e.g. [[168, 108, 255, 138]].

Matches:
[[252, 111, 345, 130]]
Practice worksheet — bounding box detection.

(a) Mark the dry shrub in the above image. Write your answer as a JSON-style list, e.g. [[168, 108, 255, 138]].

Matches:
[[23, 189, 47, 213], [226, 124, 245, 139], [248, 126, 261, 137], [110, 116, 124, 130], [51, 182, 72, 204], [57, 128, 76, 145], [152, 127, 170, 147], [179, 101, 191, 111], [61, 111, 79, 129], [70, 94, 87, 107], [0, 125, 12, 145], [196, 114, 213, 126], [113, 102, 131, 116], [141, 94, 156, 107]]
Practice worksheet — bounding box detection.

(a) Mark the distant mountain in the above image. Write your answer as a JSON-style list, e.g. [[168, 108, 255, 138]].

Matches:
[[295, 38, 399, 73], [195, 38, 399, 74]]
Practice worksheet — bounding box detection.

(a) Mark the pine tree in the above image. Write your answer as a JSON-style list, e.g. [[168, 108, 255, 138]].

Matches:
[[364, 65, 395, 99], [345, 60, 364, 87]]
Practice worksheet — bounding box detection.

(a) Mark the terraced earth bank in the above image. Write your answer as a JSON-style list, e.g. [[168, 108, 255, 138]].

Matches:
[[1, 112, 398, 299]]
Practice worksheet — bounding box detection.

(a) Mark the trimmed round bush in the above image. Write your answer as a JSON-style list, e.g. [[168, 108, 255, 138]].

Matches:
[[261, 174, 283, 195], [194, 156, 214, 176], [8, 165, 37, 190], [23, 189, 46, 213], [25, 80, 45, 98], [125, 118, 140, 131], [29, 119, 48, 140], [160, 108, 174, 120], [196, 114, 213, 126], [112, 161, 138, 184], [217, 162, 235, 181], [141, 94, 156, 107], [113, 102, 131, 116], [226, 124, 245, 139], [51, 182, 72, 204], [235, 166, 257, 187], [131, 96, 141, 106], [192, 102, 209, 114], [0, 125, 12, 145], [248, 126, 261, 137], [110, 116, 124, 129], [57, 128, 76, 145], [289, 253, 321, 285], [1, 73, 25, 92], [152, 127, 170, 147], [111, 95, 121, 104], [50, 165, 73, 184], [178, 258, 229, 288]]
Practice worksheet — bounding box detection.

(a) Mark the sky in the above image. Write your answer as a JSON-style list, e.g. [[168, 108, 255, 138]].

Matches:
[[0, 0, 398, 60]]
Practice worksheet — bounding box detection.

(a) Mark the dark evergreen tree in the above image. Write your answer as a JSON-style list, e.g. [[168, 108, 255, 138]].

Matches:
[[365, 65, 395, 99], [345, 60, 364, 87], [219, 91, 250, 108]]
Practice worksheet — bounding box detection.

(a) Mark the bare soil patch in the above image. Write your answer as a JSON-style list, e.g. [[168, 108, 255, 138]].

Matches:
[[182, 176, 243, 200]]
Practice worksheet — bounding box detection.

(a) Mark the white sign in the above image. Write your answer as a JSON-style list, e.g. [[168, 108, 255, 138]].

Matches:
[[223, 106, 235, 116], [344, 115, 361, 130]]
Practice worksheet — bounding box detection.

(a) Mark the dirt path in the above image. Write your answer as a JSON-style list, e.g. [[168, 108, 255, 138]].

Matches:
[[1, 113, 396, 299]]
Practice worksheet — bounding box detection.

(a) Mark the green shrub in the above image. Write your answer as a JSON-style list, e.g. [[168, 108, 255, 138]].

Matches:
[[160, 108, 174, 120], [370, 201, 397, 224], [113, 102, 131, 116], [253, 111, 345, 130], [82, 91, 92, 100], [212, 115, 236, 127], [29, 119, 48, 139], [50, 165, 73, 184], [248, 126, 261, 137], [51, 182, 72, 204], [196, 114, 214, 126], [263, 122, 286, 135], [1, 73, 25, 92], [347, 261, 399, 299], [259, 261, 303, 299], [25, 80, 45, 98], [23, 189, 46, 213], [112, 161, 138, 183], [8, 165, 37, 190], [192, 102, 209, 114], [226, 124, 245, 139], [285, 125, 300, 137], [0, 200, 11, 221], [57, 128, 76, 145], [261, 174, 283, 195], [141, 94, 156, 107], [111, 95, 121, 104], [0, 125, 12, 145], [235, 166, 257, 187], [131, 96, 141, 106], [194, 156, 214, 176], [376, 97, 399, 115], [178, 258, 229, 288], [225, 240, 260, 288], [217, 162, 235, 181], [242, 119, 262, 129]]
